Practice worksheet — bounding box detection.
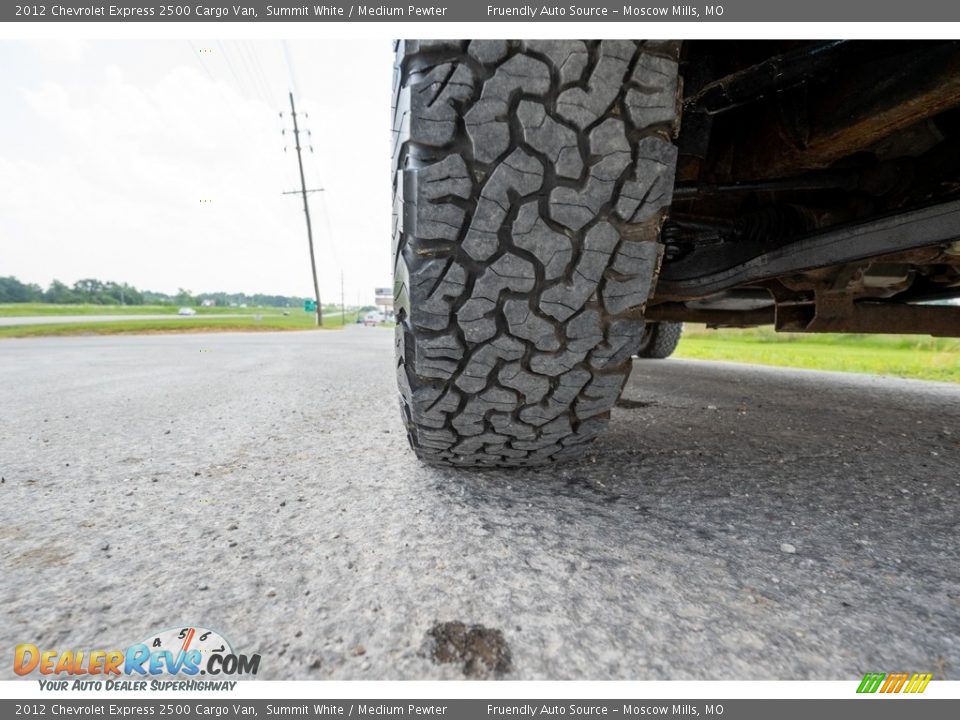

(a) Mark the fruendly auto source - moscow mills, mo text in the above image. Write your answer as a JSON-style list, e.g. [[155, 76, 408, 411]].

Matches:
[[485, 4, 720, 16]]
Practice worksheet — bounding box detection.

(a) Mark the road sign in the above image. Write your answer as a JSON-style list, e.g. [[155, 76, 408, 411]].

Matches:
[[304, 299, 317, 312]]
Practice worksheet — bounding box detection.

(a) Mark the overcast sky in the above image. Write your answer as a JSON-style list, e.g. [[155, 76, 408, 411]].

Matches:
[[0, 39, 393, 304]]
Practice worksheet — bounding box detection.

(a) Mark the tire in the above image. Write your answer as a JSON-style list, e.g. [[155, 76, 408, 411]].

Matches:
[[636, 321, 683, 359], [393, 40, 681, 467]]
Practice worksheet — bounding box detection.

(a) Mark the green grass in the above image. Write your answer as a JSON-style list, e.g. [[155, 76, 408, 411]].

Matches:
[[675, 326, 960, 383], [0, 311, 362, 338]]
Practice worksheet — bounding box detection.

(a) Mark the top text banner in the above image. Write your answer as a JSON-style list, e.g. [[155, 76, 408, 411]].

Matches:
[[5, 0, 960, 22]]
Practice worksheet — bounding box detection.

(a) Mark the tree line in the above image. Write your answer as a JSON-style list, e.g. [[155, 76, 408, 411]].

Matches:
[[0, 275, 308, 308]]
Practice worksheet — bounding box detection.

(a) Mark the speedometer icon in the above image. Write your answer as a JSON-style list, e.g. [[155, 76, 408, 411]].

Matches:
[[140, 626, 233, 675]]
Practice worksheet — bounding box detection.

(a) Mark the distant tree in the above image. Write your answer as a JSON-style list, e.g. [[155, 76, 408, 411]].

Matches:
[[0, 276, 43, 303], [44, 280, 79, 304], [2, 274, 304, 308], [142, 290, 174, 305], [175, 288, 195, 306], [193, 291, 307, 308], [89, 281, 140, 305], [120, 283, 143, 305], [73, 278, 105, 302], [101, 282, 121, 304]]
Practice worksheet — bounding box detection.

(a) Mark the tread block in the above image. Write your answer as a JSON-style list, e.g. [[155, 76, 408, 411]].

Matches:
[[523, 40, 589, 84], [512, 201, 572, 281], [463, 149, 544, 261], [590, 318, 647, 368], [615, 136, 678, 223], [556, 40, 636, 128], [602, 239, 661, 315], [413, 333, 464, 380], [503, 299, 561, 352], [539, 222, 620, 321], [518, 100, 584, 179], [548, 119, 631, 230], [454, 335, 525, 394], [468, 40, 508, 64], [625, 54, 681, 131], [498, 362, 551, 405], [465, 55, 551, 163], [409, 63, 475, 147]]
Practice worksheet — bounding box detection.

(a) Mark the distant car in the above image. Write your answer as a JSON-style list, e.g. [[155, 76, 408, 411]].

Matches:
[[363, 311, 383, 326], [177, 307, 196, 316]]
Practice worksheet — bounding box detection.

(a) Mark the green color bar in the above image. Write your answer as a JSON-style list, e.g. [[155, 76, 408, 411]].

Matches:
[[857, 673, 885, 693]]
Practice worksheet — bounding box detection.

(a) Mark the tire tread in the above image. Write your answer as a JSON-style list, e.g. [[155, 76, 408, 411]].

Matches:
[[394, 40, 681, 467]]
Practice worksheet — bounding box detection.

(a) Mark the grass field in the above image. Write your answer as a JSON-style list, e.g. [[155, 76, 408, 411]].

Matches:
[[0, 310, 363, 338], [675, 325, 960, 383]]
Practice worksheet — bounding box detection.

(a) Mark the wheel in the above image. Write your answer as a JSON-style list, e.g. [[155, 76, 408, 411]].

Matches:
[[636, 321, 683, 359], [393, 40, 681, 467]]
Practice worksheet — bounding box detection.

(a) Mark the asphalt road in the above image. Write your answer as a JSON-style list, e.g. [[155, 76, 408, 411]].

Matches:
[[1, 328, 958, 680]]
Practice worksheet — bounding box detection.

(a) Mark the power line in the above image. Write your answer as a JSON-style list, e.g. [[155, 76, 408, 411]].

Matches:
[[216, 40, 253, 98], [243, 41, 277, 106], [186, 40, 218, 84], [234, 41, 273, 107], [281, 40, 302, 99]]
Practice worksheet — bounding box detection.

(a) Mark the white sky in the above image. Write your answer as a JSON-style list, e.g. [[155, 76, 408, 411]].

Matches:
[[0, 39, 393, 304]]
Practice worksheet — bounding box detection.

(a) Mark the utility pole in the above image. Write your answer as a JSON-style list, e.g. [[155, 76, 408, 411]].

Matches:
[[284, 91, 322, 327], [340, 271, 345, 326]]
